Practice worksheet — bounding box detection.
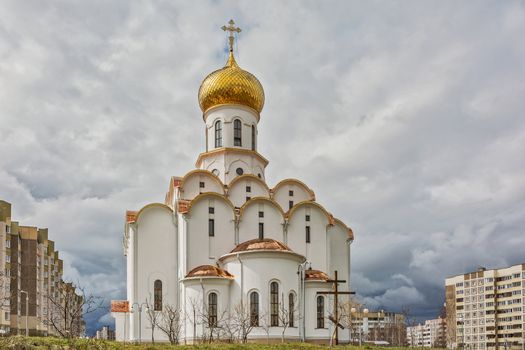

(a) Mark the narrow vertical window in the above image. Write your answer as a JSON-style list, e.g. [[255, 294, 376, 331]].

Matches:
[[289, 190, 294, 196], [246, 186, 251, 193], [289, 293, 295, 327], [305, 226, 311, 243], [209, 207, 215, 214], [250, 291, 259, 326], [289, 201, 294, 210], [251, 125, 256, 150], [316, 296, 324, 328], [270, 282, 279, 326], [305, 215, 310, 222], [258, 222, 264, 239], [154, 280, 162, 311], [209, 219, 215, 237], [234, 119, 242, 146], [215, 120, 222, 147], [208, 292, 218, 327], [258, 211, 264, 218], [199, 181, 205, 188]]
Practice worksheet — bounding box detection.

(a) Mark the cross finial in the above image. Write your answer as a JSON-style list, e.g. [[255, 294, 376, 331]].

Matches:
[[221, 19, 241, 52]]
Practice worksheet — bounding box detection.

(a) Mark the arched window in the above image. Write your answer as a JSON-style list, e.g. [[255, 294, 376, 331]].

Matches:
[[234, 119, 242, 146], [250, 291, 259, 326], [270, 282, 279, 326], [208, 292, 218, 327], [215, 120, 222, 147], [316, 296, 324, 328], [251, 125, 256, 150], [154, 280, 162, 311], [288, 293, 295, 327]]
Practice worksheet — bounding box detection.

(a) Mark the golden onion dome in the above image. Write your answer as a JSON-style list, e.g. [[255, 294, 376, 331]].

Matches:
[[198, 51, 265, 114]]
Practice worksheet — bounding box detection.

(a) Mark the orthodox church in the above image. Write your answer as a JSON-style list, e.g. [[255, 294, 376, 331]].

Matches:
[[111, 20, 355, 343]]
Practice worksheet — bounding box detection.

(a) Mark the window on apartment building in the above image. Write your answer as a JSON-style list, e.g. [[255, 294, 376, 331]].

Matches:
[[5, 225, 10, 233], [6, 240, 10, 248], [154, 280, 162, 311], [4, 312, 8, 321], [5, 256, 9, 263]]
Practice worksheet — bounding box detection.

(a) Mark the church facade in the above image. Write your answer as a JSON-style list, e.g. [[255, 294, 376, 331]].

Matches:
[[111, 21, 355, 344]]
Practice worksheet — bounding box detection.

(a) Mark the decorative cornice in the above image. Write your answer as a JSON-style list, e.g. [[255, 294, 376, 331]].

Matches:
[[333, 217, 355, 240], [238, 196, 285, 219], [135, 203, 173, 221], [227, 174, 270, 193], [182, 192, 236, 217], [271, 178, 316, 200], [203, 103, 261, 122], [286, 200, 334, 226], [195, 147, 269, 168], [179, 169, 225, 194]]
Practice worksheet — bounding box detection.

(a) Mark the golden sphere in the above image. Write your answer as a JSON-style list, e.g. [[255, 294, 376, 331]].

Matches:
[[198, 52, 265, 114]]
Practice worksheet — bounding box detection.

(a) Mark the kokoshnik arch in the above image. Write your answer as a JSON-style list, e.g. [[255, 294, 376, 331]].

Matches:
[[111, 20, 355, 344]]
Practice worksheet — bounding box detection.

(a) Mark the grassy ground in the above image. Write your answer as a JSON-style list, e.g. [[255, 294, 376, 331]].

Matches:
[[0, 336, 428, 350]]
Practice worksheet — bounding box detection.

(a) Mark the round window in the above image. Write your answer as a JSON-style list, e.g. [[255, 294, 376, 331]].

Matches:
[[236, 167, 244, 175], [212, 169, 220, 176]]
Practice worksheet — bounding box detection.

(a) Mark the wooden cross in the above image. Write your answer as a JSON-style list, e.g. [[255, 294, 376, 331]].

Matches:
[[317, 270, 355, 345], [221, 19, 241, 52]]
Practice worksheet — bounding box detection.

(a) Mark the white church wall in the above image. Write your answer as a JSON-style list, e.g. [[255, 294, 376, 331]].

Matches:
[[273, 181, 313, 212], [304, 282, 332, 341], [133, 205, 177, 342], [327, 222, 350, 291], [180, 171, 224, 200], [238, 199, 284, 243], [227, 176, 269, 208], [287, 204, 330, 273], [225, 153, 266, 183], [186, 195, 236, 270], [182, 278, 231, 343], [205, 105, 258, 151], [221, 252, 303, 339]]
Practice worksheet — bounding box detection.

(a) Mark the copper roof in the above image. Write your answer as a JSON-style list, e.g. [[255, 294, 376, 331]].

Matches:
[[186, 265, 234, 279], [305, 269, 330, 281], [111, 300, 129, 313], [126, 211, 138, 223], [230, 238, 292, 253]]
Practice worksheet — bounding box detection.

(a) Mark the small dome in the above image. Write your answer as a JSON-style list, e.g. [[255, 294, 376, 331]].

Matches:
[[305, 269, 330, 281], [186, 265, 234, 279], [231, 238, 291, 253], [198, 52, 265, 114]]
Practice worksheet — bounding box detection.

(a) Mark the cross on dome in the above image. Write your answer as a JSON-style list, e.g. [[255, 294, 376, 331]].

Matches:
[[221, 19, 241, 52]]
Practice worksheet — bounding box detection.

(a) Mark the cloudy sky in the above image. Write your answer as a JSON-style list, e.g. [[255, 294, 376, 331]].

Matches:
[[1, 0, 525, 334]]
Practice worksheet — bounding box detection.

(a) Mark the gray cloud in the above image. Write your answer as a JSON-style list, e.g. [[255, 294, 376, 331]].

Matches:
[[1, 0, 525, 334]]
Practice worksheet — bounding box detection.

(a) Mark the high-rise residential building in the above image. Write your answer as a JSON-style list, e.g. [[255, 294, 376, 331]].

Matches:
[[407, 317, 447, 347], [445, 264, 525, 350], [0, 200, 12, 335], [0, 199, 84, 337], [95, 325, 115, 340]]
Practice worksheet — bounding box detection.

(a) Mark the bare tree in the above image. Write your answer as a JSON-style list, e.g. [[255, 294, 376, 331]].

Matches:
[[278, 293, 298, 343], [259, 311, 271, 343], [199, 301, 228, 343], [339, 298, 363, 345], [185, 297, 202, 344], [230, 301, 255, 343], [144, 299, 161, 344], [46, 281, 103, 338], [433, 306, 447, 348], [157, 304, 183, 344], [219, 311, 238, 343]]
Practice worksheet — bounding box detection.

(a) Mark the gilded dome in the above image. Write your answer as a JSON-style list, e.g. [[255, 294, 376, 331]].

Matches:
[[198, 52, 265, 114]]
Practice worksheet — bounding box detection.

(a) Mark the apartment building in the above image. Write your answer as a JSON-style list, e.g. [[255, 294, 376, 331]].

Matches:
[[0, 200, 12, 335], [0, 199, 84, 337], [347, 309, 406, 346], [407, 317, 447, 347], [446, 264, 525, 350]]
